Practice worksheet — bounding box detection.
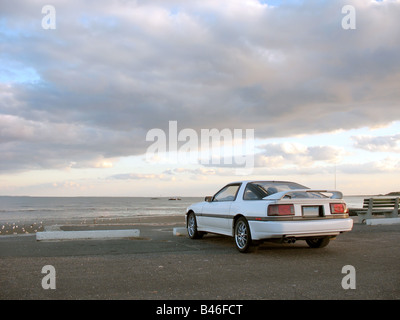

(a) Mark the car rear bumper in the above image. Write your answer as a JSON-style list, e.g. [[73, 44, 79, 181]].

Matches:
[[249, 218, 353, 240]]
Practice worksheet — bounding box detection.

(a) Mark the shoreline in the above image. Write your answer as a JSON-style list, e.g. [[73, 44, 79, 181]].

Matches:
[[0, 214, 185, 236]]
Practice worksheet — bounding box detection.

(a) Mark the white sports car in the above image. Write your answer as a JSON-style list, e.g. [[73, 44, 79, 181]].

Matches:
[[186, 181, 353, 252]]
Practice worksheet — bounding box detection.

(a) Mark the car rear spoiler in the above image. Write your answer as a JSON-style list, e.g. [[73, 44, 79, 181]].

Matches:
[[263, 189, 343, 200]]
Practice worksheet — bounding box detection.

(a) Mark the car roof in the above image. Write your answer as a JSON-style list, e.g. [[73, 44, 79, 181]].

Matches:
[[228, 180, 299, 185]]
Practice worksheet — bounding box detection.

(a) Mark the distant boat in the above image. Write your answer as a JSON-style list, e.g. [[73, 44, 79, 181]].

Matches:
[[168, 197, 181, 200]]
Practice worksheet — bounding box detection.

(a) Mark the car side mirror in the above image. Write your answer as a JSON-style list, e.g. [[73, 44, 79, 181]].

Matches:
[[205, 196, 213, 202]]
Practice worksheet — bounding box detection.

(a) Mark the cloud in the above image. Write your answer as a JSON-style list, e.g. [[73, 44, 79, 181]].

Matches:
[[108, 173, 175, 181], [352, 133, 400, 153], [1, 0, 400, 174], [163, 167, 230, 176], [338, 157, 400, 175], [147, 142, 347, 177], [0, 114, 147, 172], [255, 142, 345, 167]]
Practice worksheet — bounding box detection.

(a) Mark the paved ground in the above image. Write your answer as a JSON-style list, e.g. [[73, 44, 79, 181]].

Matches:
[[0, 216, 399, 300]]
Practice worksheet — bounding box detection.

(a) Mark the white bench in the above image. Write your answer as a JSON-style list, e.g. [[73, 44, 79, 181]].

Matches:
[[356, 198, 399, 223]]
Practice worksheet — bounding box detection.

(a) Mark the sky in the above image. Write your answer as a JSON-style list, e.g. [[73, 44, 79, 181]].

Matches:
[[0, 0, 399, 197]]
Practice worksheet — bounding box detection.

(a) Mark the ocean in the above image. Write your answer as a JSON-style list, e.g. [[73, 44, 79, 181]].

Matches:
[[0, 196, 202, 224], [0, 195, 366, 224]]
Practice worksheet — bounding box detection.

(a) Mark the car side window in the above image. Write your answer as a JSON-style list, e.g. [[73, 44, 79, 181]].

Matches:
[[243, 183, 266, 200], [213, 184, 240, 202], [243, 188, 260, 200]]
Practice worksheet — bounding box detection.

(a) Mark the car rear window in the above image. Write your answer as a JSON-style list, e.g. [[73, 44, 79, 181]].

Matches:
[[244, 181, 326, 200]]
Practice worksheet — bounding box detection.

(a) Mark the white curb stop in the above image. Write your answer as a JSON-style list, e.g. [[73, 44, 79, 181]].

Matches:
[[173, 227, 187, 236], [365, 218, 400, 226], [36, 229, 140, 241]]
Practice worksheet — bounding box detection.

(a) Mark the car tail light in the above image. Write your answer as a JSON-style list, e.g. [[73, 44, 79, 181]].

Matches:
[[268, 204, 295, 216], [330, 203, 347, 214]]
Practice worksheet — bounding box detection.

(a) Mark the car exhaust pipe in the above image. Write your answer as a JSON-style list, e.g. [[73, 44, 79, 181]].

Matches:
[[283, 237, 296, 244]]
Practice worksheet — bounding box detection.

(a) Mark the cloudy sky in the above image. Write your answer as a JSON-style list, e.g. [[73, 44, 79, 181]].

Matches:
[[1, 0, 399, 196]]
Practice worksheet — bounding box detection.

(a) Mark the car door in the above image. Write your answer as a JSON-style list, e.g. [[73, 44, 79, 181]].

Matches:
[[201, 183, 241, 235]]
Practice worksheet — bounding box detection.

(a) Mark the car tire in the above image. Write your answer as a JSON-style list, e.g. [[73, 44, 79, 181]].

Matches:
[[187, 212, 203, 239], [306, 237, 330, 248], [234, 217, 252, 253]]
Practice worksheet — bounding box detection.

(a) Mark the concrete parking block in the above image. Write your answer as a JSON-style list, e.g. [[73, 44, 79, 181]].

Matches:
[[36, 229, 140, 241]]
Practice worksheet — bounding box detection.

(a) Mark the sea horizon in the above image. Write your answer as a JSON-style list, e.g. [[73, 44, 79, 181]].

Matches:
[[0, 193, 397, 229]]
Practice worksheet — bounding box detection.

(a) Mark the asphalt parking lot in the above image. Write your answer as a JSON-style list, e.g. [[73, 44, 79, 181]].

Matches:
[[0, 219, 399, 300]]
